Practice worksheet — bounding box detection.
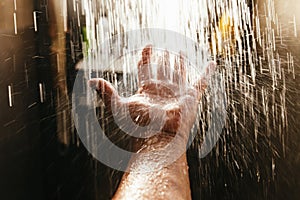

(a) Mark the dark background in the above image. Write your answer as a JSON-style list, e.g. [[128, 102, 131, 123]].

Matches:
[[0, 0, 299, 199]]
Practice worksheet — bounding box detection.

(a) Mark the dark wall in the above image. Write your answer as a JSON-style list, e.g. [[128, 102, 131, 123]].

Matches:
[[0, 0, 94, 199], [188, 1, 300, 199], [0, 0, 299, 200], [0, 0, 43, 199]]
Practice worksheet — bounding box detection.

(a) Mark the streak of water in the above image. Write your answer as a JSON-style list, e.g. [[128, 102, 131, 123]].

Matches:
[[72, 0, 299, 198]]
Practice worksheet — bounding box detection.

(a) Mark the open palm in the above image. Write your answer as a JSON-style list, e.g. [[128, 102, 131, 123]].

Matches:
[[89, 45, 215, 143]]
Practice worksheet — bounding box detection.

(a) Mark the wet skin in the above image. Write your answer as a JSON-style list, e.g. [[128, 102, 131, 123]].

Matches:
[[89, 45, 215, 200]]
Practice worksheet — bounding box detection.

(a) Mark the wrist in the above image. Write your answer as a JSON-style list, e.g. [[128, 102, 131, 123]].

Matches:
[[132, 130, 188, 153]]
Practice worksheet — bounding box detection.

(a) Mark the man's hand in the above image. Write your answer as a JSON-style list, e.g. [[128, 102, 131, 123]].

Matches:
[[89, 45, 215, 144], [89, 45, 215, 200]]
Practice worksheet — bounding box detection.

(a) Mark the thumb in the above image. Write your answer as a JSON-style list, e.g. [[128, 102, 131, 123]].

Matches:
[[194, 61, 216, 100], [88, 78, 120, 109]]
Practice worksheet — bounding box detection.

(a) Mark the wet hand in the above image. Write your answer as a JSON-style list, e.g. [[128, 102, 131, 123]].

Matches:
[[89, 45, 215, 143]]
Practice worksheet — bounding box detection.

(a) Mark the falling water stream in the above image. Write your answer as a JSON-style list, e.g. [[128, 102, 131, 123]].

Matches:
[[1, 0, 298, 199], [70, 0, 299, 198]]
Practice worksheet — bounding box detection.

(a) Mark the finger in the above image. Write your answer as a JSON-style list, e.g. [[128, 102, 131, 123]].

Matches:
[[179, 52, 187, 84], [204, 61, 216, 77], [193, 61, 216, 100], [157, 50, 171, 81], [173, 55, 180, 83], [173, 52, 186, 85], [141, 44, 152, 64], [138, 45, 152, 86], [88, 78, 120, 110]]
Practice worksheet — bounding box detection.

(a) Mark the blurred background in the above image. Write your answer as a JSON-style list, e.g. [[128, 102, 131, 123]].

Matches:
[[0, 0, 299, 199]]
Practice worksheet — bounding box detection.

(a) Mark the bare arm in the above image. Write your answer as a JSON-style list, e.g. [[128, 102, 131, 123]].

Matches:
[[89, 45, 215, 200], [113, 133, 191, 200]]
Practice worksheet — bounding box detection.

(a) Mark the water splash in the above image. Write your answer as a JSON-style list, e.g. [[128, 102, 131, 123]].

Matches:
[[74, 0, 298, 198]]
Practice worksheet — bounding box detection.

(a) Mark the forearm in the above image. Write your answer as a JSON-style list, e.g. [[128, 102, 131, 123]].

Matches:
[[113, 133, 191, 200]]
